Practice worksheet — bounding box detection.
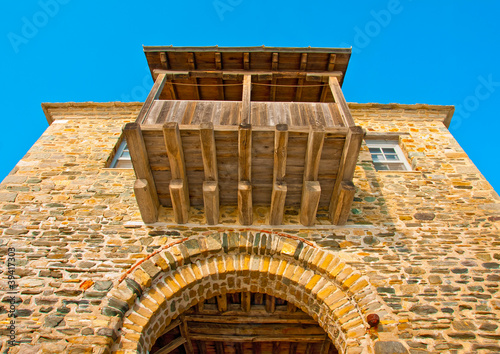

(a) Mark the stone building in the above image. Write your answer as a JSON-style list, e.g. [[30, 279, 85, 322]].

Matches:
[[1, 47, 499, 354]]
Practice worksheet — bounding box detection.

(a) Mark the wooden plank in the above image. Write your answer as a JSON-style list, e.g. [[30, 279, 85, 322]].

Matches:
[[238, 181, 253, 225], [238, 124, 252, 182], [169, 179, 189, 224], [215, 53, 225, 100], [331, 181, 355, 225], [273, 342, 281, 354], [184, 315, 317, 325], [240, 75, 252, 125], [295, 53, 308, 101], [244, 52, 250, 70], [188, 52, 201, 100], [217, 294, 228, 312], [271, 53, 279, 101], [329, 126, 364, 223], [305, 343, 314, 354], [215, 342, 225, 354], [134, 179, 158, 223], [273, 124, 288, 184], [303, 126, 325, 182], [154, 68, 343, 79], [190, 334, 325, 343], [328, 76, 355, 127], [287, 302, 297, 313], [241, 292, 251, 312], [160, 319, 181, 336], [253, 342, 262, 354], [163, 122, 190, 215], [160, 52, 169, 69], [179, 315, 194, 354], [155, 337, 186, 354], [319, 337, 331, 354], [124, 123, 160, 221], [235, 343, 243, 354], [320, 54, 336, 102], [270, 182, 287, 225], [197, 341, 207, 354], [136, 73, 167, 124], [265, 294, 275, 313], [300, 181, 321, 226], [290, 342, 299, 353]]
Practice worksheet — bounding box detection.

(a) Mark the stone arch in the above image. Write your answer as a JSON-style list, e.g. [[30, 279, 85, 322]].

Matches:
[[94, 231, 407, 354]]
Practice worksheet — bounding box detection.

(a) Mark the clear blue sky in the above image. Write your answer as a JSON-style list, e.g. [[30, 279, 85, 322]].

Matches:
[[1, 1, 499, 192]]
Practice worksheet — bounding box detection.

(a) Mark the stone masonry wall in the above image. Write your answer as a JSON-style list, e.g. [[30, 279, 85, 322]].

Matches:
[[0, 102, 498, 353]]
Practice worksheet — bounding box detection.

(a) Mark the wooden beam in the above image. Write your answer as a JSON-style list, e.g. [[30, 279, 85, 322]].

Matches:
[[305, 343, 314, 354], [303, 126, 325, 182], [300, 181, 321, 227], [190, 334, 326, 343], [155, 337, 186, 354], [241, 292, 251, 312], [179, 315, 194, 354], [169, 179, 189, 224], [215, 342, 225, 354], [265, 294, 275, 313], [184, 315, 317, 325], [238, 124, 252, 225], [329, 76, 355, 127], [163, 122, 190, 221], [160, 52, 169, 69], [200, 122, 219, 225], [196, 300, 204, 313], [271, 53, 279, 101], [243, 52, 250, 70], [215, 52, 222, 70], [133, 179, 158, 223], [188, 52, 201, 100], [270, 124, 288, 225], [124, 123, 159, 222], [241, 75, 252, 125], [320, 337, 331, 354], [287, 302, 297, 313], [166, 81, 177, 100], [253, 342, 262, 354], [197, 341, 207, 354], [203, 181, 219, 225], [160, 319, 181, 336], [217, 294, 228, 312], [273, 342, 281, 354], [290, 342, 299, 354], [136, 73, 167, 124], [154, 68, 343, 80], [295, 53, 308, 101], [215, 52, 225, 100], [320, 54, 336, 102], [328, 126, 364, 224], [235, 343, 243, 354], [331, 181, 356, 225]]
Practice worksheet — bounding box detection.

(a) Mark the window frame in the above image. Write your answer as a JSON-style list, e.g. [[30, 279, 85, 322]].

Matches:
[[366, 139, 412, 171], [109, 140, 132, 169]]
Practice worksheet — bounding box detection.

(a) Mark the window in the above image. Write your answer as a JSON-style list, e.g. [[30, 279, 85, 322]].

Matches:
[[109, 140, 132, 168], [366, 140, 411, 171]]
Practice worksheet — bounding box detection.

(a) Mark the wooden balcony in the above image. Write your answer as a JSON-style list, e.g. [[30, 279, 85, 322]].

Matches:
[[125, 47, 363, 226]]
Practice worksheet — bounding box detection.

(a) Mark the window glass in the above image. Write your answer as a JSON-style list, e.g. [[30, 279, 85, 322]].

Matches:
[[366, 140, 411, 171]]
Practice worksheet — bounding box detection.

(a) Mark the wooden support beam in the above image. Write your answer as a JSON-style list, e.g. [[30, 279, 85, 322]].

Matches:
[[184, 315, 317, 325], [215, 53, 225, 100], [331, 181, 356, 225], [270, 53, 279, 101], [295, 53, 308, 101], [154, 68, 343, 80], [265, 294, 275, 313], [163, 122, 190, 222], [169, 179, 189, 224], [160, 319, 181, 336], [253, 342, 262, 354], [235, 343, 243, 354], [196, 300, 204, 313], [287, 302, 297, 313], [190, 334, 325, 343], [273, 342, 281, 354], [320, 54, 336, 102], [136, 73, 167, 124], [243, 52, 250, 70], [319, 337, 331, 354], [329, 126, 364, 224], [303, 126, 325, 182], [133, 179, 158, 223], [216, 294, 228, 312], [179, 315, 194, 354], [124, 123, 159, 223], [305, 343, 314, 354], [238, 124, 252, 225], [197, 341, 207, 354], [203, 181, 219, 225], [329, 76, 355, 127], [200, 122, 219, 225], [215, 342, 225, 354], [156, 337, 186, 354], [270, 124, 288, 225], [240, 75, 252, 125], [300, 181, 321, 227], [254, 293, 264, 305], [241, 292, 251, 312], [289, 342, 298, 354], [160, 52, 169, 69]]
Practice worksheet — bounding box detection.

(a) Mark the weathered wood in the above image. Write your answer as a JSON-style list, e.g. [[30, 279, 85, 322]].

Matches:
[[238, 124, 252, 181], [241, 292, 251, 312], [163, 122, 190, 214], [243, 52, 250, 70], [290, 342, 299, 353], [241, 75, 252, 125], [265, 294, 275, 313], [217, 294, 228, 312], [287, 302, 297, 313], [320, 54, 336, 102], [235, 343, 243, 354], [160, 52, 169, 69], [215, 341, 225, 354], [300, 181, 321, 226], [203, 181, 219, 225], [189, 334, 325, 343], [329, 126, 364, 223], [270, 53, 279, 101], [295, 53, 308, 101], [200, 122, 218, 181], [179, 315, 194, 354], [160, 319, 181, 336], [331, 181, 355, 225], [305, 343, 314, 354], [319, 337, 331, 354], [197, 341, 207, 354], [154, 68, 343, 79], [270, 182, 287, 225], [184, 315, 317, 325], [253, 342, 262, 354], [238, 181, 253, 225], [134, 179, 158, 223], [136, 73, 167, 124], [303, 126, 325, 182], [274, 124, 288, 184], [169, 179, 189, 224], [155, 337, 186, 354], [329, 76, 355, 127], [196, 300, 204, 312], [273, 342, 281, 354], [124, 123, 159, 221]]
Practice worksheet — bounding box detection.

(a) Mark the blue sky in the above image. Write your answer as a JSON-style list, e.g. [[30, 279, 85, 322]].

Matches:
[[1, 0, 499, 192]]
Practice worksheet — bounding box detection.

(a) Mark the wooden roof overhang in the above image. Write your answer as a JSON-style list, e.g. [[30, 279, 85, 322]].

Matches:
[[125, 47, 363, 226]]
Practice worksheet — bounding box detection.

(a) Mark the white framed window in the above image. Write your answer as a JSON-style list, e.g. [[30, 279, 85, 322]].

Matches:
[[109, 140, 132, 168], [366, 140, 411, 171]]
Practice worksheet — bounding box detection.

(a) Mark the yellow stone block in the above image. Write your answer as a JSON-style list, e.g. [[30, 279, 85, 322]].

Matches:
[[305, 274, 321, 292], [132, 268, 152, 288]]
